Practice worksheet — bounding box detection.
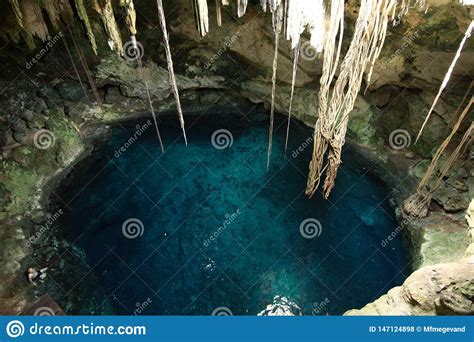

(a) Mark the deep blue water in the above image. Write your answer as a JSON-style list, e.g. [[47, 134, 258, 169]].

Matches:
[[54, 108, 409, 315]]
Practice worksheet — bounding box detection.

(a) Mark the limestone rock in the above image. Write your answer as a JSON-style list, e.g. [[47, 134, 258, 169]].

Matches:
[[345, 261, 474, 315], [433, 183, 470, 213]]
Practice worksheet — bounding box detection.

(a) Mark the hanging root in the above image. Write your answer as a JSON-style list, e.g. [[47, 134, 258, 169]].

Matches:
[[193, 0, 210, 36], [216, 0, 222, 27], [157, 0, 188, 145], [415, 20, 473, 143], [404, 98, 473, 218], [267, 2, 283, 171], [237, 0, 248, 17], [402, 192, 430, 218], [284, 41, 300, 156], [68, 27, 103, 111], [131, 35, 165, 152], [306, 0, 400, 198]]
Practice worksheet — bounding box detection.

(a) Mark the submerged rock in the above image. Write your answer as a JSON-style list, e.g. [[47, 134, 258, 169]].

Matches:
[[258, 296, 302, 316]]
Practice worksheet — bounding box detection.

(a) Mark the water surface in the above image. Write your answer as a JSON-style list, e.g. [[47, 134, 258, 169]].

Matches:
[[54, 108, 409, 315]]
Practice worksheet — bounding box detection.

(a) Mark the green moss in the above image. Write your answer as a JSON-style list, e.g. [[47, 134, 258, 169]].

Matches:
[[47, 116, 84, 166], [348, 115, 379, 146], [0, 112, 84, 217], [1, 161, 39, 215], [90, 107, 126, 123]]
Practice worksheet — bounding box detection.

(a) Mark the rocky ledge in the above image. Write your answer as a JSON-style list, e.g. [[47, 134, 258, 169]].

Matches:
[[346, 200, 474, 315]]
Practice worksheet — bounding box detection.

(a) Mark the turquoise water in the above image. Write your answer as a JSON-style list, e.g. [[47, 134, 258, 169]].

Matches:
[[54, 108, 409, 315]]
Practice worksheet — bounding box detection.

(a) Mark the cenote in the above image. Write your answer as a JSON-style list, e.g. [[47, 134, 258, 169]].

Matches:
[[52, 108, 409, 315]]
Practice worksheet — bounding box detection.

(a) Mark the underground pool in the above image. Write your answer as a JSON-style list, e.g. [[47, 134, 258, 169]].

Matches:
[[51, 107, 409, 315]]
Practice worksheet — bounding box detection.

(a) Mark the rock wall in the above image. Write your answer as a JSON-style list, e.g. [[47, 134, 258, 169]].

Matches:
[[0, 0, 472, 315]]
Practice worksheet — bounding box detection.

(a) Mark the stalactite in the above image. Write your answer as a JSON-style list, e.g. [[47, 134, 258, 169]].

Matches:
[[237, 0, 248, 17], [216, 0, 222, 27], [284, 41, 300, 155], [92, 0, 124, 55], [41, 0, 61, 30], [415, 20, 474, 143], [267, 2, 283, 171], [193, 0, 209, 37], [285, 0, 326, 51], [9, 0, 24, 29], [74, 0, 98, 54], [119, 0, 137, 35], [40, 0, 74, 30], [157, 0, 188, 145], [21, 0, 49, 42]]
